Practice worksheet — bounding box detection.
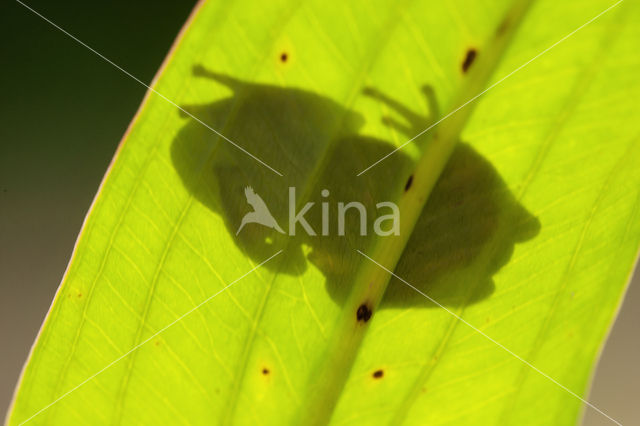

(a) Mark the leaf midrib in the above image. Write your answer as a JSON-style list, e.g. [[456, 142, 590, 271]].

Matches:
[[301, 1, 535, 424]]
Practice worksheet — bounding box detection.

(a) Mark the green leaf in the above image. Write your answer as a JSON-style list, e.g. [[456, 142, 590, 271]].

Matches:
[[8, 0, 640, 425]]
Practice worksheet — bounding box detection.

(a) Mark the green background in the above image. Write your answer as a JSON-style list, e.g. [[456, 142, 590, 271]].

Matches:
[[0, 1, 637, 424]]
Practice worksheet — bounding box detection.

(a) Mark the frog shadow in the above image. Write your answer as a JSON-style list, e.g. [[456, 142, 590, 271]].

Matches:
[[171, 65, 540, 309]]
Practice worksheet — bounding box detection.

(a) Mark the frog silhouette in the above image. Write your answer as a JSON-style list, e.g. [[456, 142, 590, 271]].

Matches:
[[171, 65, 540, 308]]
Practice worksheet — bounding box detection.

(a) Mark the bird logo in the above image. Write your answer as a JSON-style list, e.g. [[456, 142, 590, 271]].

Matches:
[[236, 187, 285, 235]]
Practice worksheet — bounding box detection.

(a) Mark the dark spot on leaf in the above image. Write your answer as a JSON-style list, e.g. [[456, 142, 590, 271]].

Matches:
[[356, 303, 372, 322], [372, 369, 384, 379], [77, 293, 82, 298], [404, 175, 414, 191], [262, 367, 270, 375], [280, 52, 288, 63], [154, 340, 161, 346], [462, 48, 477, 73], [496, 18, 509, 36]]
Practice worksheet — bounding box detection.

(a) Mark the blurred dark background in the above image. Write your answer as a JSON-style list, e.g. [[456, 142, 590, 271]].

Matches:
[[0, 1, 637, 424]]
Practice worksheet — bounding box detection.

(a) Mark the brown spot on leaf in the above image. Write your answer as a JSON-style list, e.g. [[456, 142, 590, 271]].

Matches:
[[462, 48, 477, 73], [404, 175, 414, 191], [496, 18, 509, 37], [262, 367, 270, 375], [280, 52, 288, 63], [356, 304, 372, 323], [372, 369, 384, 379]]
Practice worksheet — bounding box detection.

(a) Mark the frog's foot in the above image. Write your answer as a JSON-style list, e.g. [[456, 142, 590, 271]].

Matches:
[[363, 84, 439, 138]]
